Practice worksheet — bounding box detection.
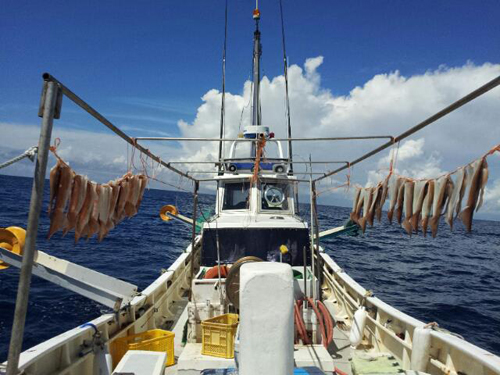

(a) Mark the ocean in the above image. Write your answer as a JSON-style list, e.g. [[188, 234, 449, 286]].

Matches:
[[0, 174, 499, 361]]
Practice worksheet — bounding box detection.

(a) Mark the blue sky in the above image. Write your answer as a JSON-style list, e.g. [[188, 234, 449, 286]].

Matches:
[[1, 1, 500, 217], [1, 0, 499, 138]]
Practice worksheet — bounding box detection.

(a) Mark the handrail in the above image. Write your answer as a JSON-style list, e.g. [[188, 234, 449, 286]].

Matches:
[[135, 135, 394, 142], [314, 74, 500, 183], [42, 73, 196, 182], [167, 160, 348, 164], [321, 252, 500, 374]]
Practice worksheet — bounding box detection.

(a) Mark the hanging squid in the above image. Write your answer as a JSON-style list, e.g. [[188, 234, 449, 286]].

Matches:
[[47, 158, 148, 242]]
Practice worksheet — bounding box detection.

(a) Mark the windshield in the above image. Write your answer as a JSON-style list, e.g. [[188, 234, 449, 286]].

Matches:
[[261, 182, 290, 211], [223, 182, 250, 210]]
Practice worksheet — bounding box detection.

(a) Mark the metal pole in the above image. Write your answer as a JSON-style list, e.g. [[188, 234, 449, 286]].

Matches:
[[302, 246, 307, 300], [133, 136, 393, 142], [312, 181, 322, 297], [189, 181, 199, 295], [252, 8, 261, 125], [6, 81, 58, 375], [308, 156, 316, 304], [218, 0, 228, 174], [279, 0, 293, 175]]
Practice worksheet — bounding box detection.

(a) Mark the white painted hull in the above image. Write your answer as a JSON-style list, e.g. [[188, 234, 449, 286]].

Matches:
[[3, 241, 500, 375], [320, 251, 500, 375]]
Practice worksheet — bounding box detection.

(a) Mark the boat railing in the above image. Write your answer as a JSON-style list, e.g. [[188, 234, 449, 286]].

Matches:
[[10, 240, 200, 375], [319, 251, 500, 375]]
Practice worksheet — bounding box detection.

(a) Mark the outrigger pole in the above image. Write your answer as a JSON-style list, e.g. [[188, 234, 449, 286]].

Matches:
[[42, 74, 196, 182], [6, 81, 60, 375]]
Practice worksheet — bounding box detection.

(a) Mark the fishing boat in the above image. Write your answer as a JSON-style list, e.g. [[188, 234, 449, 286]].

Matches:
[[1, 2, 500, 375]]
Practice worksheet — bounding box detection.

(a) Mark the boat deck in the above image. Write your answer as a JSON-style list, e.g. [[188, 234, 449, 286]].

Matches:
[[161, 298, 354, 375]]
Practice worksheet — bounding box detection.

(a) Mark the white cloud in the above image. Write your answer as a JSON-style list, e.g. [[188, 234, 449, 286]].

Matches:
[[0, 122, 181, 187], [2, 59, 500, 214], [176, 59, 500, 213], [305, 56, 324, 75], [367, 138, 446, 186]]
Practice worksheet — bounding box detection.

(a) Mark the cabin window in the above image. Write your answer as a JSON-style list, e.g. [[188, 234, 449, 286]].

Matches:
[[222, 182, 250, 210], [232, 141, 253, 158], [261, 183, 290, 211]]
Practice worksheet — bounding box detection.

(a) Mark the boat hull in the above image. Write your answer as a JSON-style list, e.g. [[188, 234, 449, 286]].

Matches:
[[4, 243, 500, 375]]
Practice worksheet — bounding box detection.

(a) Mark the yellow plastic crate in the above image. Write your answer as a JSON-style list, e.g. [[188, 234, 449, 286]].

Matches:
[[201, 313, 239, 359], [111, 329, 175, 367]]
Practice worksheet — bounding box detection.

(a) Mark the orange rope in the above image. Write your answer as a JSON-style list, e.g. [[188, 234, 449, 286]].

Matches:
[[250, 136, 266, 185], [345, 163, 351, 192], [485, 143, 500, 157], [48, 138, 72, 169]]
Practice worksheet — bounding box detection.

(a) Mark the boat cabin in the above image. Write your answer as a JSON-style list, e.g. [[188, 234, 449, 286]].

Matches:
[[201, 126, 310, 268]]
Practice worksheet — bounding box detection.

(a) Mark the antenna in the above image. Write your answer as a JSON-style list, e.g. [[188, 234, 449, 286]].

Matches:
[[218, 0, 228, 174], [252, 2, 262, 125], [279, 0, 293, 175]]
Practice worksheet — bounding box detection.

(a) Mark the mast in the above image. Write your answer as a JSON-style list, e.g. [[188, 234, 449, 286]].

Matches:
[[252, 3, 262, 126]]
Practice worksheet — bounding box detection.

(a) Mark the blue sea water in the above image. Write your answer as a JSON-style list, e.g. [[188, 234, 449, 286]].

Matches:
[[0, 174, 499, 361]]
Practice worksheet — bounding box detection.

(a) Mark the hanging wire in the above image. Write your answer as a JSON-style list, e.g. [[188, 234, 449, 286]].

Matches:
[[279, 0, 293, 174], [239, 72, 253, 132], [218, 0, 229, 172]]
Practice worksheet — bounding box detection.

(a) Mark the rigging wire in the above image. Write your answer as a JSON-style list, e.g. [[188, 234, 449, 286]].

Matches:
[[218, 0, 229, 173], [238, 83, 253, 133], [279, 0, 293, 174]]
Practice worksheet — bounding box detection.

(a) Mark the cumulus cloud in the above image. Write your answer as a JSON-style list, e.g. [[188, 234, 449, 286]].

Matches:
[[0, 122, 181, 187], [176, 58, 500, 212], [2, 58, 500, 214]]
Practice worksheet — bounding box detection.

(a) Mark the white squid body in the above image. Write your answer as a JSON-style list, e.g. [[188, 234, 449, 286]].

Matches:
[[421, 180, 435, 237], [430, 175, 449, 238], [359, 188, 373, 233], [387, 176, 402, 224], [411, 180, 427, 233], [445, 167, 466, 231], [402, 180, 414, 235], [476, 159, 489, 212], [376, 176, 390, 222], [350, 188, 362, 221]]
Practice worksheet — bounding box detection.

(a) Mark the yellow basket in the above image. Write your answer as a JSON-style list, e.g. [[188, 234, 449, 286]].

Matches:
[[201, 313, 239, 359], [111, 329, 175, 367]]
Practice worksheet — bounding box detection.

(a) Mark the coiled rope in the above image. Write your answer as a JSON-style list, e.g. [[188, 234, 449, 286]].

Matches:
[[0, 146, 38, 169]]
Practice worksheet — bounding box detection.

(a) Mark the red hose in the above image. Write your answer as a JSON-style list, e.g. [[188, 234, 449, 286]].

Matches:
[[294, 301, 310, 345], [293, 306, 298, 344], [334, 366, 349, 375], [306, 297, 328, 347], [317, 300, 334, 345]]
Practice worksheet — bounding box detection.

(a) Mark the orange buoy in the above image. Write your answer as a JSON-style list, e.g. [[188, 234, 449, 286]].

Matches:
[[204, 265, 228, 279]]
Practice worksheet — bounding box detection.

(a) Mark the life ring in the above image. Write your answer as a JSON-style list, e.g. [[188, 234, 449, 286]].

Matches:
[[159, 205, 178, 222], [204, 265, 229, 279]]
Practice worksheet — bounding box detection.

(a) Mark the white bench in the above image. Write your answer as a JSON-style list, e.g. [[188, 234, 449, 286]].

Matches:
[[113, 350, 166, 375]]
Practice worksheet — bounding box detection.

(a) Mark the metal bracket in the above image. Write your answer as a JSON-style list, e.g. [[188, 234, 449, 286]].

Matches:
[[38, 81, 63, 119], [0, 247, 138, 311]]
